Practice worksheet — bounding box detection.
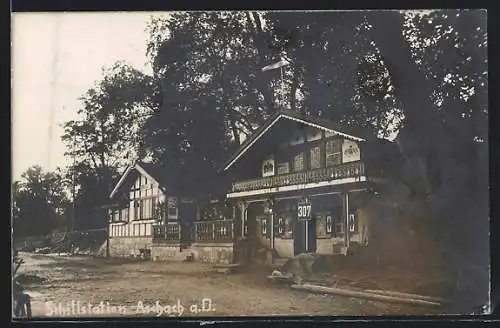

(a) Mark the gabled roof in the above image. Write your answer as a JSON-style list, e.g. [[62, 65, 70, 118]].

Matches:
[[220, 109, 373, 173], [109, 161, 166, 199]]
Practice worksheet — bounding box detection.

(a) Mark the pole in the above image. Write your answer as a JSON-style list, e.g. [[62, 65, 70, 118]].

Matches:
[[270, 213, 274, 250], [305, 219, 308, 252], [345, 192, 350, 250]]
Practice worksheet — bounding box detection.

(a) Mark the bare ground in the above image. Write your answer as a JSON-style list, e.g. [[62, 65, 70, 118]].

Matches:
[[14, 252, 441, 318]]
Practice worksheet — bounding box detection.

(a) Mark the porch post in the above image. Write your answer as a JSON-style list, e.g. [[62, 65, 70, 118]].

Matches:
[[239, 201, 247, 238], [344, 191, 350, 250], [106, 224, 110, 258], [270, 199, 275, 250]]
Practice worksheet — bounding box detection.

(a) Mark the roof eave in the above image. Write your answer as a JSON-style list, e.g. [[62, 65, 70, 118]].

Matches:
[[109, 163, 164, 199], [220, 110, 367, 173]]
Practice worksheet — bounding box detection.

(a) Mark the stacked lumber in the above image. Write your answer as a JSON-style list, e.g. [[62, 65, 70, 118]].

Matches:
[[290, 283, 447, 307]]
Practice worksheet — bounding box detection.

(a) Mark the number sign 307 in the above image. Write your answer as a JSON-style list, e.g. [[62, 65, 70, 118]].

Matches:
[[297, 204, 312, 219]]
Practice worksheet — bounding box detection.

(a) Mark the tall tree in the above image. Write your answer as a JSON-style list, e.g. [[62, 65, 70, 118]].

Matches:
[[61, 61, 159, 227], [265, 11, 404, 138], [12, 166, 70, 237], [144, 12, 288, 197]]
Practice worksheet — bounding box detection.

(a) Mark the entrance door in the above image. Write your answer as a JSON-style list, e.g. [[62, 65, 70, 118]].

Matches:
[[179, 201, 197, 245], [307, 217, 317, 252], [293, 217, 317, 255], [293, 218, 305, 255]]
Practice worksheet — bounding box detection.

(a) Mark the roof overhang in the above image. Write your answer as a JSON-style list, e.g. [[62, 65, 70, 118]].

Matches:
[[226, 176, 368, 199], [221, 112, 366, 173], [109, 163, 163, 199]]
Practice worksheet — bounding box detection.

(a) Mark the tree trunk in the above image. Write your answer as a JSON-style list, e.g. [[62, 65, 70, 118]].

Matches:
[[289, 65, 300, 111], [368, 12, 446, 195], [247, 12, 277, 113]]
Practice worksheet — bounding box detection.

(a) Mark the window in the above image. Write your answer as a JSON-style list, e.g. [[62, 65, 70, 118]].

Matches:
[[134, 201, 139, 220], [326, 215, 333, 233], [294, 153, 304, 172], [332, 215, 344, 236], [326, 138, 342, 166], [121, 208, 128, 222], [168, 207, 177, 220], [262, 158, 275, 177], [277, 162, 290, 175], [316, 214, 328, 237], [260, 217, 267, 235], [310, 146, 321, 169], [140, 199, 145, 220], [112, 210, 119, 222], [151, 197, 157, 220], [275, 214, 293, 238], [348, 213, 357, 233], [244, 215, 248, 235]]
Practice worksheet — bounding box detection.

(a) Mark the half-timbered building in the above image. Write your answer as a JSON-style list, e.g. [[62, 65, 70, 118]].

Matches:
[[106, 161, 196, 258]]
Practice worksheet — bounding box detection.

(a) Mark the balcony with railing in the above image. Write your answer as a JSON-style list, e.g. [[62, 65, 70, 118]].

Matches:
[[232, 161, 366, 193], [194, 220, 234, 243], [152, 222, 181, 243]]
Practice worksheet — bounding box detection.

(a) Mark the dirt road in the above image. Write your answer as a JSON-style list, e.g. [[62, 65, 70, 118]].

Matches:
[[15, 252, 435, 318]]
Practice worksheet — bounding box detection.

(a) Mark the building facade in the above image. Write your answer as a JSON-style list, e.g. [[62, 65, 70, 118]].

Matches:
[[107, 162, 183, 258], [220, 110, 398, 264], [106, 110, 401, 265]]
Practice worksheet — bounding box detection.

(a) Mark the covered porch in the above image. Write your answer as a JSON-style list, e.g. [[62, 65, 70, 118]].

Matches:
[[150, 199, 240, 264], [226, 181, 376, 266]]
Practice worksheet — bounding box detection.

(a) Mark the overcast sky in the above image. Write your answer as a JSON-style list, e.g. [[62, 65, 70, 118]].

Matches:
[[12, 12, 166, 180]]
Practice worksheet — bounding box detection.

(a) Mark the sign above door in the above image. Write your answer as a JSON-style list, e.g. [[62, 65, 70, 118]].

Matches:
[[297, 198, 312, 221]]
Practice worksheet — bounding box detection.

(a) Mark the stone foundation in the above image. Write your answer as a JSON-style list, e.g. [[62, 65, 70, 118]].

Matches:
[[109, 236, 152, 258], [151, 244, 189, 262], [191, 243, 234, 264]]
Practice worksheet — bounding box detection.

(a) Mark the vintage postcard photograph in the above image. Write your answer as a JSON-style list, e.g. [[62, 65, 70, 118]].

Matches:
[[11, 9, 489, 319]]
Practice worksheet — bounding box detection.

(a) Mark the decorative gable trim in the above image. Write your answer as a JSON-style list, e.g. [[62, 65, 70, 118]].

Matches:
[[109, 163, 163, 199], [222, 112, 366, 172]]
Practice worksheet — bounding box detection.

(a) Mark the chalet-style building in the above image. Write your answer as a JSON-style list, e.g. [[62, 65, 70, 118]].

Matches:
[[107, 110, 402, 265], [219, 109, 401, 264]]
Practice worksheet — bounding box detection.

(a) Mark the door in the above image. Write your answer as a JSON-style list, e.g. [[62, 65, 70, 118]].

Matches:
[[306, 217, 317, 252], [293, 217, 317, 255], [293, 217, 305, 255], [179, 201, 197, 245]]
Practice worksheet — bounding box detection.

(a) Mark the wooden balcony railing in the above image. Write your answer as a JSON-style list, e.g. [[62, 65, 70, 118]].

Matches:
[[152, 222, 181, 243], [194, 220, 234, 243], [232, 161, 365, 193]]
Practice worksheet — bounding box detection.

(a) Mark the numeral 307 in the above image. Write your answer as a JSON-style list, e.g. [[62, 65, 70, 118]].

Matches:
[[297, 205, 311, 218]]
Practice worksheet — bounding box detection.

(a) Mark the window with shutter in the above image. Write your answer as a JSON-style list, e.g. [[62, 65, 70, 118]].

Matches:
[[332, 215, 344, 236], [277, 162, 290, 175], [278, 217, 283, 234], [294, 153, 304, 172], [326, 138, 342, 166], [316, 213, 328, 237], [310, 146, 321, 169], [326, 215, 333, 233]]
